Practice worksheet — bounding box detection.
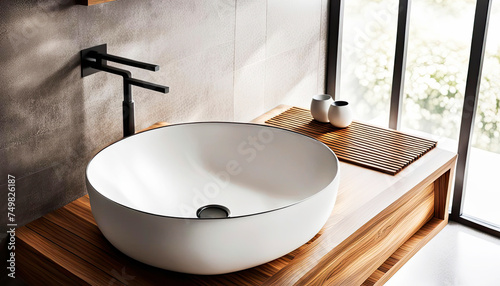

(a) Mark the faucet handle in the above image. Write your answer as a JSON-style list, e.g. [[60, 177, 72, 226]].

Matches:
[[92, 52, 160, 72]]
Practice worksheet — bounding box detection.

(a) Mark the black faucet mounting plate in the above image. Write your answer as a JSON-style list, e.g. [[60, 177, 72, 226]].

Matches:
[[81, 44, 107, 77]]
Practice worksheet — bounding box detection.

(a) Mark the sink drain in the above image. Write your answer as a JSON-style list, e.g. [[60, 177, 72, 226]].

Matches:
[[196, 205, 230, 219]]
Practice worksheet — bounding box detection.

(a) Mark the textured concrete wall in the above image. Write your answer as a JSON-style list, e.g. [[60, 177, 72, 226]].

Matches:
[[0, 0, 327, 234]]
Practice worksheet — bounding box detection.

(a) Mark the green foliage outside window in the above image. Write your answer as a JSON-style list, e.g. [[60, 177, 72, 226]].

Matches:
[[346, 0, 500, 153]]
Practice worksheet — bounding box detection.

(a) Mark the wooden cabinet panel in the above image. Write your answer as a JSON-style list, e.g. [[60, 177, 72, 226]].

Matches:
[[303, 182, 435, 285]]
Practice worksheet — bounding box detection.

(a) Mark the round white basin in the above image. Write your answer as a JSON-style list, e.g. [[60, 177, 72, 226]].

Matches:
[[86, 122, 340, 275]]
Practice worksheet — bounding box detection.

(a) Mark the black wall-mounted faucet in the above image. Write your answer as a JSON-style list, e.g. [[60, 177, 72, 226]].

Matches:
[[80, 44, 169, 137]]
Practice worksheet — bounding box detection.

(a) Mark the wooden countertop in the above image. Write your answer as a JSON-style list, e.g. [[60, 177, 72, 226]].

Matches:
[[17, 105, 457, 285]]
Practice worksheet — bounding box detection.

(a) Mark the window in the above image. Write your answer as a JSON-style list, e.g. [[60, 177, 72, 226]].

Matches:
[[340, 0, 398, 126], [401, 0, 476, 154], [462, 0, 500, 228]]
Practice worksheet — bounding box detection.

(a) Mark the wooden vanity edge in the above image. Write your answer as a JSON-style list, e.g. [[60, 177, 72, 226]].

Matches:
[[363, 155, 457, 285], [262, 154, 457, 285]]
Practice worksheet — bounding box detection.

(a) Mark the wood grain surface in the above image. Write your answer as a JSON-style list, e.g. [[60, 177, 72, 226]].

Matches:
[[265, 107, 437, 175], [17, 105, 457, 285]]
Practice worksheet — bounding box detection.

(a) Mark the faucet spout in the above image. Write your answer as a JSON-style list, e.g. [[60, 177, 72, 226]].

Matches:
[[81, 44, 169, 137], [126, 78, 169, 94]]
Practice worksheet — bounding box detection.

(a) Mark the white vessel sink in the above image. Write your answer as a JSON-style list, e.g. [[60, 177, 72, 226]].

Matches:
[[86, 122, 340, 275]]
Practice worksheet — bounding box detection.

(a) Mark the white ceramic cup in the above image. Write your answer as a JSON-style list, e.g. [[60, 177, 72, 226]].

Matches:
[[328, 100, 353, 128], [310, 94, 333, 123]]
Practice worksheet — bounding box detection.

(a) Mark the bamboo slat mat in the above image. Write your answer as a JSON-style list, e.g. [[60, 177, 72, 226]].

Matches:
[[265, 107, 437, 175]]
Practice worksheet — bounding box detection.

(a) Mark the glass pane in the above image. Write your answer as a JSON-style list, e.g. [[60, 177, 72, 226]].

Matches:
[[400, 0, 476, 154], [463, 1, 500, 227], [400, 0, 476, 214], [340, 0, 398, 126]]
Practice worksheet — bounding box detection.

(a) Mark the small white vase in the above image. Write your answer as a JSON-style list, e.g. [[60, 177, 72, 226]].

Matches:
[[328, 101, 353, 128], [310, 94, 333, 123]]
